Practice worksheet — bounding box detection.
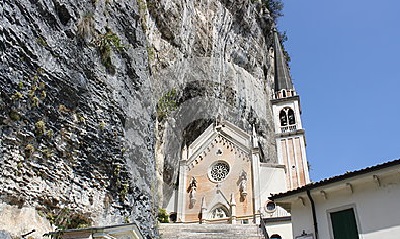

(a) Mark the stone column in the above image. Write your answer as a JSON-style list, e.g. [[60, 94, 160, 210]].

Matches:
[[177, 162, 188, 222], [251, 133, 261, 224], [201, 196, 207, 224], [230, 193, 236, 224]]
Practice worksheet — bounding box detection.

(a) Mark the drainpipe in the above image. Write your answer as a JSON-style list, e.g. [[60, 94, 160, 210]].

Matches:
[[306, 190, 318, 239]]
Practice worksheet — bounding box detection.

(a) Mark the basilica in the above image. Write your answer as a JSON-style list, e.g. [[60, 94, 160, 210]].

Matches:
[[163, 29, 310, 237]]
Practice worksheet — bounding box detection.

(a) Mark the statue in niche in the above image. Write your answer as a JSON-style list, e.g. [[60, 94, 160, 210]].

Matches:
[[189, 176, 197, 191], [188, 177, 197, 207], [239, 170, 247, 197]]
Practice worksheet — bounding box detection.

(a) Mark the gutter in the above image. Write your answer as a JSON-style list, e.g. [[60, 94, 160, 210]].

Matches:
[[271, 158, 400, 201], [306, 190, 318, 239]]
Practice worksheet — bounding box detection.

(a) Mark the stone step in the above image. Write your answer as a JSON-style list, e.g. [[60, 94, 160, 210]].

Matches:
[[160, 232, 260, 235], [159, 228, 260, 233], [159, 228, 260, 234], [158, 224, 262, 239], [159, 224, 260, 229], [160, 236, 261, 239]]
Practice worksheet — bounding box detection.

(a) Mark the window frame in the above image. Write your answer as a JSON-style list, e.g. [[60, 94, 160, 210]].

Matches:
[[207, 160, 231, 183], [279, 107, 296, 127], [326, 204, 362, 239]]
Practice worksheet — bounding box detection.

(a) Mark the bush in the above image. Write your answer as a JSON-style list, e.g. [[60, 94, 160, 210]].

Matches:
[[263, 0, 284, 21], [156, 89, 178, 121], [35, 120, 46, 135], [158, 208, 169, 223], [98, 29, 124, 74]]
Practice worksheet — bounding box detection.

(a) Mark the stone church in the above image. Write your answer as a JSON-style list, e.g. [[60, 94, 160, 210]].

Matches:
[[163, 29, 310, 237]]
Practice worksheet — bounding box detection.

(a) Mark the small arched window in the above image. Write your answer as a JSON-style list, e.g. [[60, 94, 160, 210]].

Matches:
[[279, 108, 296, 127], [279, 110, 287, 126], [288, 109, 296, 125]]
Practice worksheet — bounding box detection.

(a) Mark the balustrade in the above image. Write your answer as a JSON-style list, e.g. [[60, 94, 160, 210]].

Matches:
[[280, 124, 297, 133]]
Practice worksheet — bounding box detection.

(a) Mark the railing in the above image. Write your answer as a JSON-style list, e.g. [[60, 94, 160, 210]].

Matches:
[[202, 215, 255, 224], [204, 217, 230, 224], [197, 214, 258, 224], [280, 124, 297, 133], [273, 90, 296, 99], [259, 216, 269, 239]]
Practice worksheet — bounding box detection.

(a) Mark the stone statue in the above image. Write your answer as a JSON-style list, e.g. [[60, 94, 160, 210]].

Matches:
[[239, 170, 247, 197], [189, 177, 197, 206], [189, 176, 197, 195]]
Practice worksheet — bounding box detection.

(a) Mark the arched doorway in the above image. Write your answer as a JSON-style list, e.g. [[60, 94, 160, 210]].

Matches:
[[209, 205, 230, 220], [270, 234, 282, 239]]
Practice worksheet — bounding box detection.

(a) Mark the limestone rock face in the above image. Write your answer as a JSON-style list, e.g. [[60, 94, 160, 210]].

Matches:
[[1, 0, 155, 238], [146, 0, 277, 207], [0, 0, 277, 237]]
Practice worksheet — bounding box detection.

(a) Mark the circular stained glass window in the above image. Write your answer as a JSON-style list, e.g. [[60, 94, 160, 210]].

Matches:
[[210, 161, 230, 182]]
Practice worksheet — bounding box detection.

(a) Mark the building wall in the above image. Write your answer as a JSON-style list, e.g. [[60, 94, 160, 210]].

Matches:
[[290, 198, 314, 238], [259, 165, 287, 208], [290, 172, 400, 239], [265, 220, 293, 239], [183, 137, 253, 222], [279, 136, 307, 190]]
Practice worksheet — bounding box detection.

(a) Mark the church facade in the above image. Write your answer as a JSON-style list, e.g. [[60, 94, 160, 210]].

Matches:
[[164, 29, 310, 237]]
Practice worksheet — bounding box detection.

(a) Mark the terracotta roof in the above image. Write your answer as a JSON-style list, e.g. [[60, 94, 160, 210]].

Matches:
[[270, 158, 400, 200]]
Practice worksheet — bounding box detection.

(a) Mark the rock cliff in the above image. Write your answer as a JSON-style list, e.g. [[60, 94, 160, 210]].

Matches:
[[146, 0, 278, 209], [0, 0, 280, 238]]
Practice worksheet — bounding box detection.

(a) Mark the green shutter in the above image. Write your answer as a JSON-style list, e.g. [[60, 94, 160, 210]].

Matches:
[[330, 208, 359, 239]]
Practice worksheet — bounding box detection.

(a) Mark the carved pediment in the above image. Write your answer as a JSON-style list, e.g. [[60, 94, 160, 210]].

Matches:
[[183, 120, 253, 168]]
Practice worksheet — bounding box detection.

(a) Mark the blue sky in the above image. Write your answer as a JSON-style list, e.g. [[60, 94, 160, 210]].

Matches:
[[278, 0, 400, 181]]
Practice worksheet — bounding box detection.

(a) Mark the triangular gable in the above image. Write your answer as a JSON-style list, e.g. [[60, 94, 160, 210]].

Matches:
[[203, 192, 231, 219], [185, 120, 253, 167]]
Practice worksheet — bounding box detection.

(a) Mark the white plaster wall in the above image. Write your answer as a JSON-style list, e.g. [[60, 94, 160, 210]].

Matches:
[[266, 220, 293, 239], [290, 195, 315, 238], [293, 100, 303, 129], [290, 173, 400, 239], [165, 190, 177, 213], [259, 165, 287, 205]]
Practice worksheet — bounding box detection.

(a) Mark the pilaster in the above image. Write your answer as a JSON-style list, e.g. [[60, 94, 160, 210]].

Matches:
[[177, 162, 188, 222], [251, 146, 261, 220]]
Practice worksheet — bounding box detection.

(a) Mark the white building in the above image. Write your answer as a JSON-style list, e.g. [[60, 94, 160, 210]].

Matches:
[[270, 159, 400, 239]]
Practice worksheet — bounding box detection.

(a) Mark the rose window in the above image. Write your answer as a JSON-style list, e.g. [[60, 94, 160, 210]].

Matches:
[[210, 161, 230, 182]]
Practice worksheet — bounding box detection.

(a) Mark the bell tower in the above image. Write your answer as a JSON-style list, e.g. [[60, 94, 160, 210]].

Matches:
[[270, 29, 310, 190]]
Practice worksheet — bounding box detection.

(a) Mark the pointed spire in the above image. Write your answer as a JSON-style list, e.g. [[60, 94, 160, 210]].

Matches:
[[273, 28, 294, 92], [230, 193, 236, 206], [252, 124, 258, 148], [201, 196, 207, 210], [182, 143, 188, 160]]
